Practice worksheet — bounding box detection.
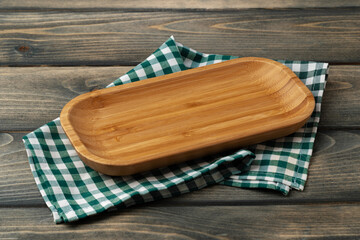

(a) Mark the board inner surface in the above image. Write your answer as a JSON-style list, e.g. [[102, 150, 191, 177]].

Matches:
[[66, 59, 309, 165]]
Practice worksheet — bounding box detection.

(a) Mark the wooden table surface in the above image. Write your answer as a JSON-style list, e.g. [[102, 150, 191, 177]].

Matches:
[[1, 1, 360, 239]]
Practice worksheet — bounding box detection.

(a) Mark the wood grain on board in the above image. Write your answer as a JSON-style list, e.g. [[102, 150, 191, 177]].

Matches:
[[60, 58, 315, 176], [1, 129, 359, 206], [1, 2, 359, 238], [0, 65, 358, 131], [0, 8, 360, 66], [2, 0, 360, 10], [1, 205, 359, 239]]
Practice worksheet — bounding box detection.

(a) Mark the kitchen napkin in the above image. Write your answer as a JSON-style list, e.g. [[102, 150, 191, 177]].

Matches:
[[23, 36, 328, 223]]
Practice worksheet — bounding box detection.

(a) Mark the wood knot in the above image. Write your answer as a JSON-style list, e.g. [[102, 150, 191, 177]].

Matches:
[[15, 44, 33, 57], [186, 101, 204, 108], [182, 130, 193, 137], [0, 133, 14, 147], [18, 46, 30, 52]]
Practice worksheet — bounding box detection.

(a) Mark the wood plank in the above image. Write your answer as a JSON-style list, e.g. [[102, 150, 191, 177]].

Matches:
[[1, 8, 360, 66], [0, 65, 358, 131], [1, 0, 360, 10], [1, 129, 359, 206], [0, 204, 359, 239], [0, 67, 130, 131], [321, 65, 360, 128]]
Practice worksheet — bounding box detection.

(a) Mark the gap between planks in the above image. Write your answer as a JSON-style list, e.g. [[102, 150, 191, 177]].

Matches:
[[1, 0, 360, 11], [2, 199, 360, 209], [1, 63, 360, 68]]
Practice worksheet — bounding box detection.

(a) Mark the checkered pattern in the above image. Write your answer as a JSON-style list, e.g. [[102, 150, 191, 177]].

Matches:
[[222, 60, 328, 194], [23, 36, 328, 223]]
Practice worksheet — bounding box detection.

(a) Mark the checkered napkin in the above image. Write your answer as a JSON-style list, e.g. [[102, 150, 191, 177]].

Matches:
[[23, 36, 328, 223]]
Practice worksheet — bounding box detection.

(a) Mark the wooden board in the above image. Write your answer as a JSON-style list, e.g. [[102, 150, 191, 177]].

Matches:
[[321, 65, 360, 128], [1, 204, 359, 239], [2, 129, 359, 206], [2, 0, 360, 10], [1, 8, 360, 66], [60, 57, 314, 175], [0, 66, 129, 131], [0, 65, 358, 131], [0, 1, 359, 239]]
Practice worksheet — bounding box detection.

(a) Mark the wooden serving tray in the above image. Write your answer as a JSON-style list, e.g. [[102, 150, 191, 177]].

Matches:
[[60, 57, 315, 176]]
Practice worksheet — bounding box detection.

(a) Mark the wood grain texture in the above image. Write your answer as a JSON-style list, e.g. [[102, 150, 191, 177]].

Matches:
[[0, 65, 358, 131], [1, 0, 360, 10], [0, 67, 130, 131], [321, 65, 360, 128], [1, 204, 359, 239], [0, 2, 359, 238], [1, 8, 360, 66], [1, 129, 359, 206], [61, 58, 314, 176]]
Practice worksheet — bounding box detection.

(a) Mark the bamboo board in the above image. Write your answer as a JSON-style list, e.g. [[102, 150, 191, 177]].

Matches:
[[60, 57, 315, 176]]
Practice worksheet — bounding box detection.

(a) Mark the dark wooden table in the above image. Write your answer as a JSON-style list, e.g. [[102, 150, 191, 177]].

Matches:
[[1, 1, 360, 239]]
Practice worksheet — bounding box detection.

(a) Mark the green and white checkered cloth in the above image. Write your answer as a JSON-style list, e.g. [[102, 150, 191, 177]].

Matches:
[[23, 36, 328, 223]]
